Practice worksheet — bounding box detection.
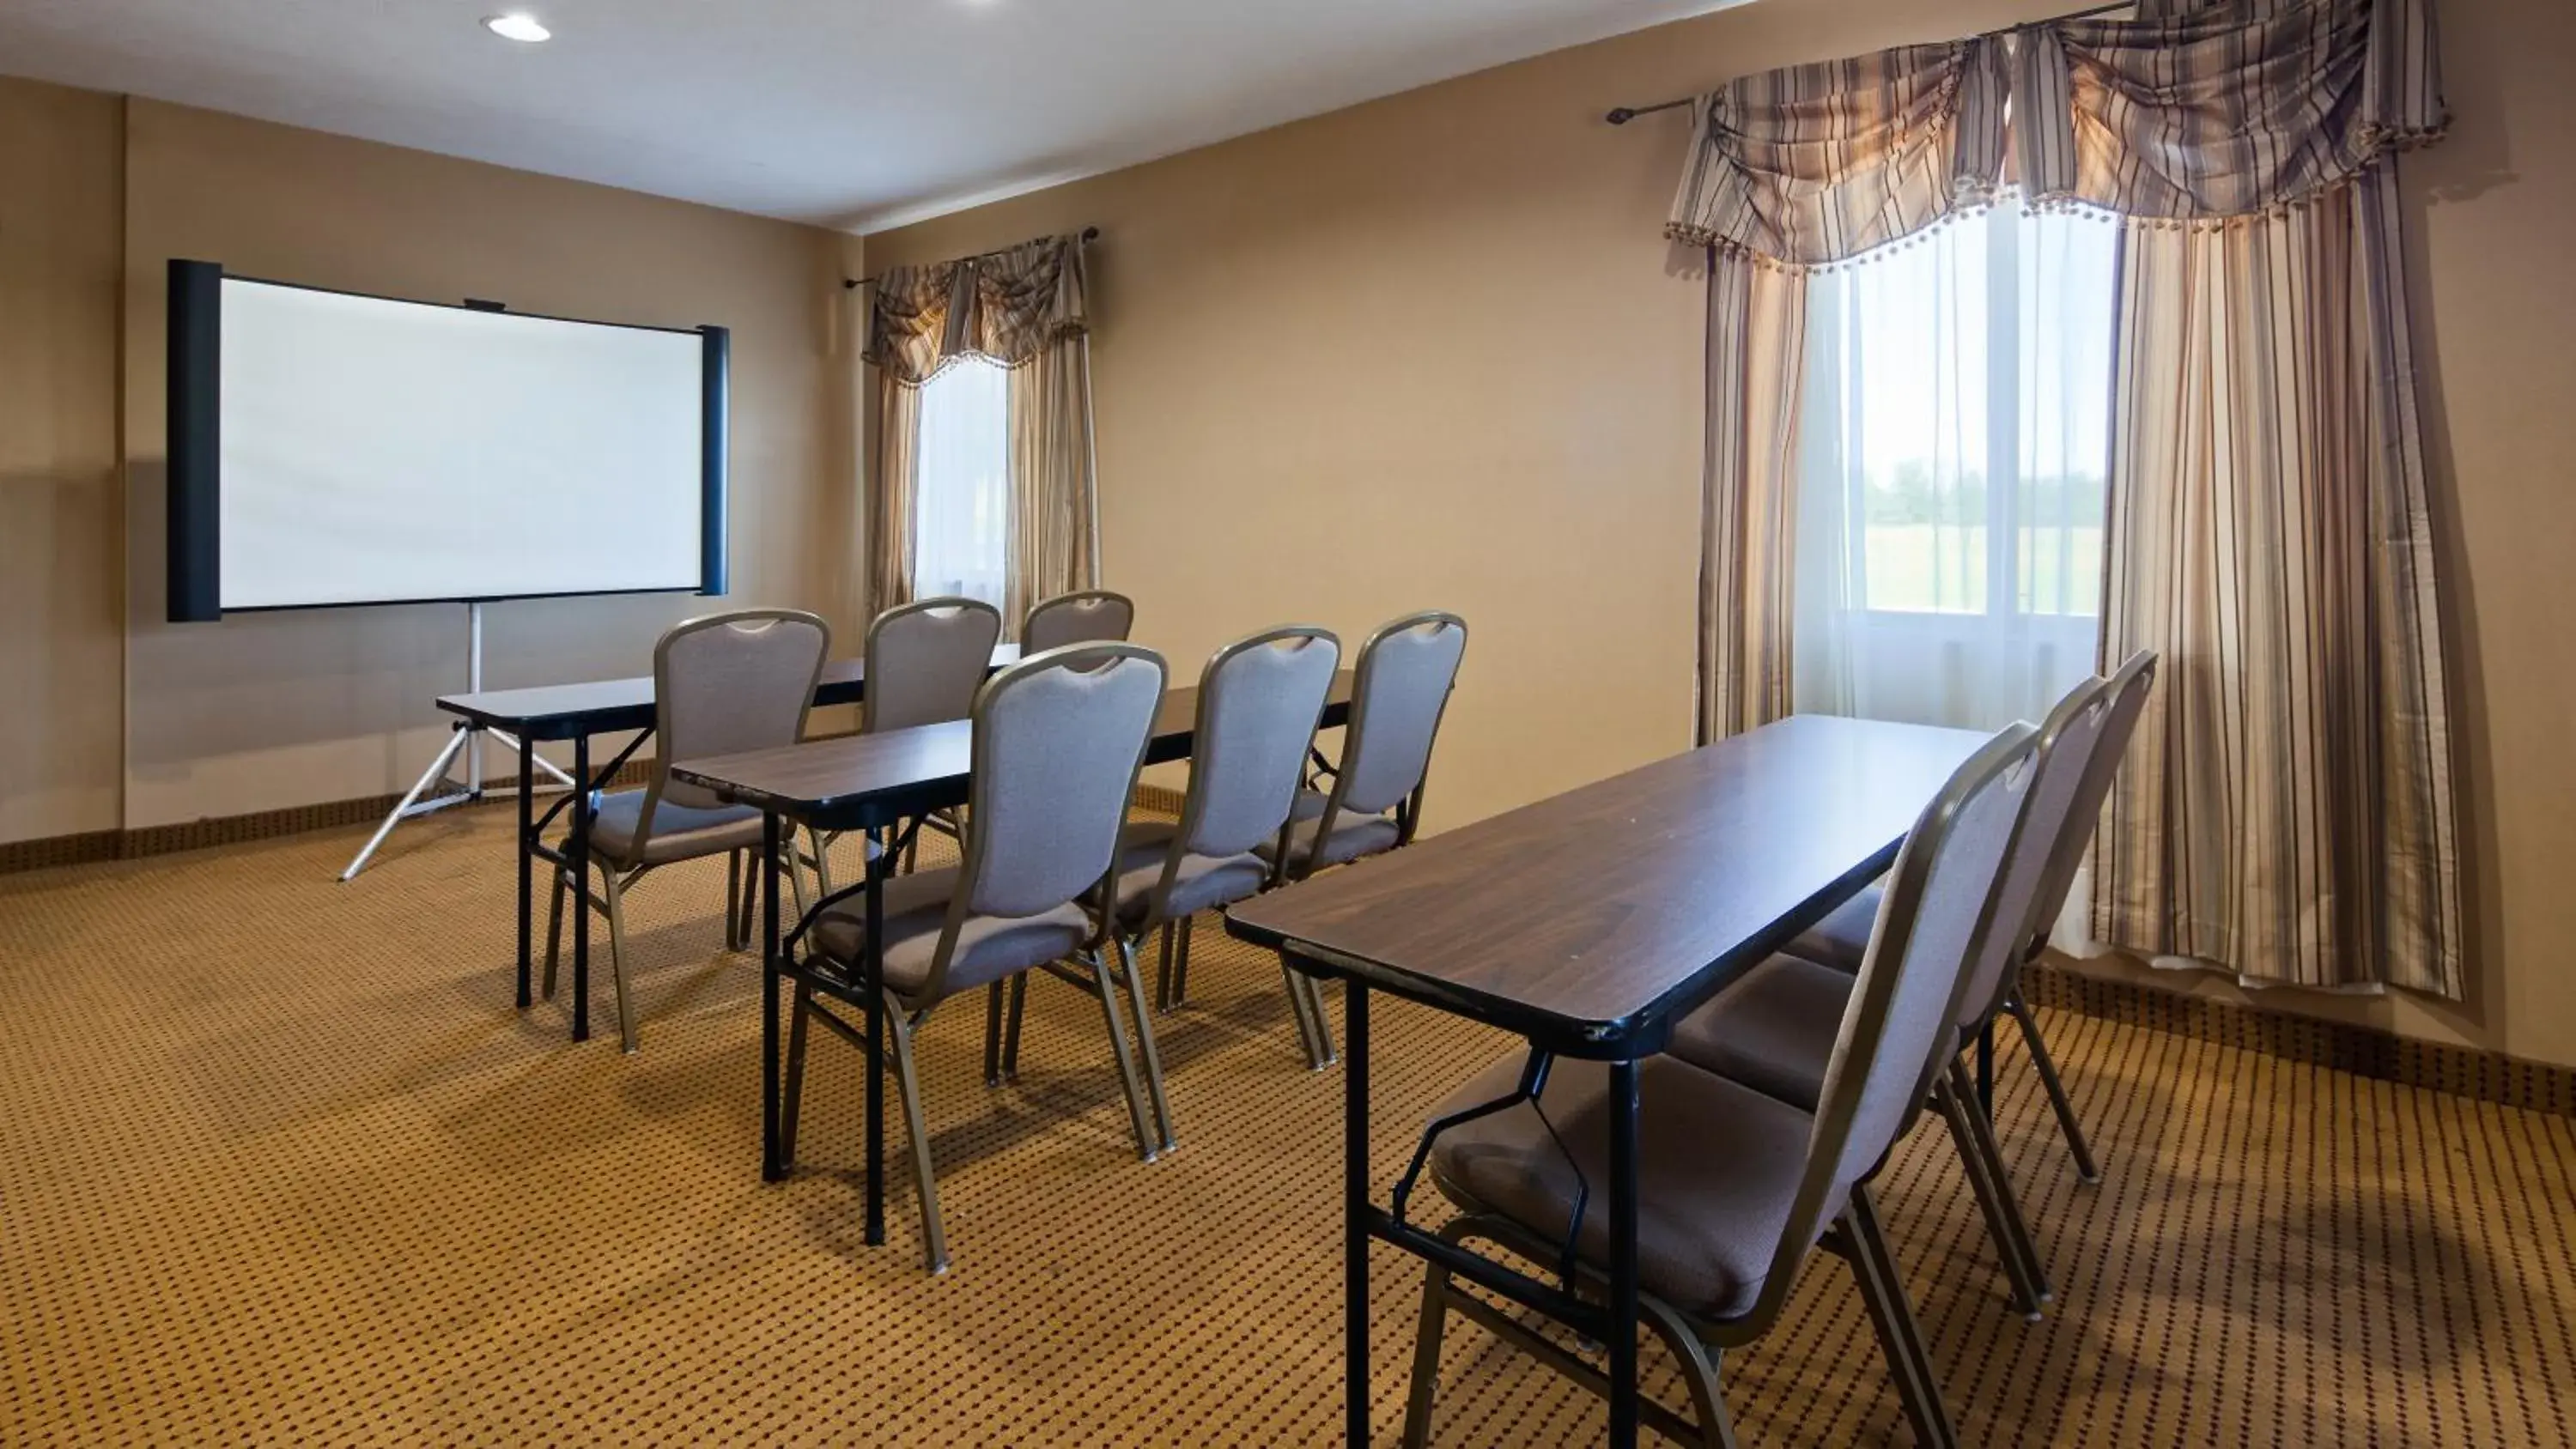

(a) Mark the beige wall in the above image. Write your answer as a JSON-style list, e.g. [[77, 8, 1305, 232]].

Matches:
[[865, 0, 2576, 1069], [108, 99, 863, 828], [0, 79, 125, 843]]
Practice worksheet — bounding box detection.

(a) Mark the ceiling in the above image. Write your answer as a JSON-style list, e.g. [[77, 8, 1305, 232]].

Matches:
[[0, 0, 1747, 233]]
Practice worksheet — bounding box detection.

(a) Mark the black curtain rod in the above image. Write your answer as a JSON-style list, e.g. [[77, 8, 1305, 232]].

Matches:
[[842, 226, 1100, 290], [1604, 0, 2137, 125]]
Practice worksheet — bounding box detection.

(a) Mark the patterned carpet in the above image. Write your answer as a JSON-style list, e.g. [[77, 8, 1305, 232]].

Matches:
[[1, 806, 2570, 1446]]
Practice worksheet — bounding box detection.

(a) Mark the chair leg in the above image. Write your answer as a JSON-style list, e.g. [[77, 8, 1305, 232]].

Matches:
[[1641, 1301, 1739, 1449], [1086, 955, 1162, 1163], [1933, 1064, 2049, 1319], [1949, 1056, 2053, 1303], [783, 845, 811, 925], [542, 865, 566, 999], [1154, 919, 1180, 1012], [884, 1002, 948, 1275], [1281, 959, 1326, 1067], [1173, 915, 1195, 1004], [982, 982, 1008, 1087], [723, 850, 743, 951], [1115, 935, 1177, 1152], [602, 867, 639, 1054], [780, 983, 813, 1167], [1839, 1185, 1959, 1449], [805, 826, 835, 899], [1294, 973, 1338, 1070], [735, 849, 759, 952], [1399, 1244, 1459, 1448], [2007, 996, 2101, 1184], [1000, 973, 1028, 1081]]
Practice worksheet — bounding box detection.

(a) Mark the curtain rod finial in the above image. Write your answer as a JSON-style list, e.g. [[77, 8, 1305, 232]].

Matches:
[[1606, 107, 1637, 125]]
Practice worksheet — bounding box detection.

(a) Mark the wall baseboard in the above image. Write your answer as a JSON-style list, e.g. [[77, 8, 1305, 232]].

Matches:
[[2022, 960, 2576, 1119], [0, 756, 659, 876], [3, 760, 1159, 876]]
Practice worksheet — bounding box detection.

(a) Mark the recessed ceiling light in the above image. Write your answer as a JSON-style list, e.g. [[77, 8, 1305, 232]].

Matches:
[[483, 14, 551, 43]]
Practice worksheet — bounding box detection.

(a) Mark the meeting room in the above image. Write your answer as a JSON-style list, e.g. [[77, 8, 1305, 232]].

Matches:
[[2, 0, 2568, 1443]]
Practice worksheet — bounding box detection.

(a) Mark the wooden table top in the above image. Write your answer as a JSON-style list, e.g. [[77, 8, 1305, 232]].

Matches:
[[435, 645, 1021, 741], [669, 673, 1354, 832], [1224, 714, 1992, 1057]]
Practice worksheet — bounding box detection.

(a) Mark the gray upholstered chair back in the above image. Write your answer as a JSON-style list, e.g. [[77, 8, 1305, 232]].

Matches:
[[1949, 673, 2117, 1032], [1178, 627, 1341, 862], [1331, 612, 1467, 818], [952, 642, 1167, 929], [864, 597, 1002, 734], [2023, 650, 2159, 960], [1747, 722, 2039, 1328], [646, 608, 831, 821], [1023, 590, 1136, 655]]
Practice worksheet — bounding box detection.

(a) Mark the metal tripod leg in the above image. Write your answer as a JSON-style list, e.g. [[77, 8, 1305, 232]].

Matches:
[[483, 729, 577, 791], [340, 726, 474, 882]]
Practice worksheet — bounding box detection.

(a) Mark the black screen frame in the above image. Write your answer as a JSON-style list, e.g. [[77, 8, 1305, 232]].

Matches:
[[164, 261, 731, 622]]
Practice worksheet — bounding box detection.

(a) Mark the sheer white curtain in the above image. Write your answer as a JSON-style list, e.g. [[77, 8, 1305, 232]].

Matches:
[[912, 355, 1012, 608], [1793, 196, 2117, 733]]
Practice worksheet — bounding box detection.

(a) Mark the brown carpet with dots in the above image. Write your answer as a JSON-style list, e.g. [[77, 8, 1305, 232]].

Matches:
[[3, 806, 2571, 1445]]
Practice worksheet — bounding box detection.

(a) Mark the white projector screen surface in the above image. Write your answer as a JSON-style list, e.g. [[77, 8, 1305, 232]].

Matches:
[[216, 279, 706, 609]]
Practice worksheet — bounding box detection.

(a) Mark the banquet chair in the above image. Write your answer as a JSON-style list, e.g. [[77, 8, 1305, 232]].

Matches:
[[1667, 670, 2136, 1317], [790, 641, 1167, 1273], [1766, 651, 2158, 1185], [544, 609, 829, 1053], [854, 595, 1003, 873], [993, 625, 1341, 1125], [1022, 589, 1135, 654]]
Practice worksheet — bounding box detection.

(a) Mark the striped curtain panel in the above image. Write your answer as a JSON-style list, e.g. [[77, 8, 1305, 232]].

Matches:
[[2017, 0, 2461, 996], [1668, 39, 2010, 742], [865, 233, 1097, 627], [1004, 336, 1101, 634], [1697, 254, 1806, 740]]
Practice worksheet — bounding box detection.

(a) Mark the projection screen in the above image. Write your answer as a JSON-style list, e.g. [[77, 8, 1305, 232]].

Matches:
[[165, 264, 727, 619]]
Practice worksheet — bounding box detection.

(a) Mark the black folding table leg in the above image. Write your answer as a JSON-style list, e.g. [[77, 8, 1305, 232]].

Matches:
[[762, 811, 785, 1182], [865, 824, 886, 1248], [1345, 977, 1370, 1446], [570, 733, 592, 1042], [1607, 1057, 1641, 1449], [515, 737, 533, 1009]]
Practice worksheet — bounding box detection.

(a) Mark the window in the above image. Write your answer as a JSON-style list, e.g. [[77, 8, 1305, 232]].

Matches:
[[913, 355, 1010, 608], [1792, 196, 2118, 730]]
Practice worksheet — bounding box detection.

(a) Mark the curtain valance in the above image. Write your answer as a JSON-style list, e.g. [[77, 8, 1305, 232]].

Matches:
[[2013, 0, 2446, 220], [867, 233, 1090, 386], [1665, 37, 2009, 266]]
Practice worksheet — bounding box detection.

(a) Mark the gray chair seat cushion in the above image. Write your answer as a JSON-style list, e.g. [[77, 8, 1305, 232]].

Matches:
[[1104, 821, 1269, 929], [1788, 886, 1880, 972], [1289, 787, 1334, 822], [586, 790, 765, 866], [1667, 953, 1854, 1112], [1255, 806, 1400, 874], [811, 867, 1091, 1001], [1429, 1053, 1814, 1321]]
